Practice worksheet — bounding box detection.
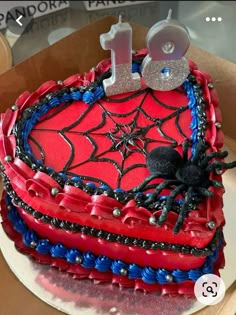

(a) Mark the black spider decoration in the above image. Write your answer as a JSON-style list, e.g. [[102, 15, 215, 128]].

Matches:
[[132, 140, 236, 234]]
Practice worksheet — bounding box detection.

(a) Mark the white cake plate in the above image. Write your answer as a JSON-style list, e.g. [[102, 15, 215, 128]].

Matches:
[[1, 149, 236, 315]]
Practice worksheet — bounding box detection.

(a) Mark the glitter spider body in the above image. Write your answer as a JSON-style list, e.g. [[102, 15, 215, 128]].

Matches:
[[133, 141, 236, 233]]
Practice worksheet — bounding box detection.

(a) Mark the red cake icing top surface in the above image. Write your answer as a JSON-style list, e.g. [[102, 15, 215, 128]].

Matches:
[[29, 88, 191, 190]]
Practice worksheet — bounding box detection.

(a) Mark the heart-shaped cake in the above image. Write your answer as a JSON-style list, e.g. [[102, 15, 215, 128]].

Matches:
[[1, 46, 236, 296]]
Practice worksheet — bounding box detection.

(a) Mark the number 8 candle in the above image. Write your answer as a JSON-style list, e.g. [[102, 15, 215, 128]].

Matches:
[[141, 9, 190, 91], [100, 16, 141, 96]]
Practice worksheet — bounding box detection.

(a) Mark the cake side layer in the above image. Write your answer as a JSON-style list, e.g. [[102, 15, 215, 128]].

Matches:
[[17, 205, 207, 270], [1, 186, 221, 259], [1, 194, 225, 295], [4, 177, 224, 248]]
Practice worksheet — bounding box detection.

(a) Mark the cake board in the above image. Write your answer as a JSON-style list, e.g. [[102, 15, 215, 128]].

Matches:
[[0, 148, 235, 315]]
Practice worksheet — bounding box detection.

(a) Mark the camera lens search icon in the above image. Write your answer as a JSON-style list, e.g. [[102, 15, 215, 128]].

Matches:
[[194, 274, 226, 305]]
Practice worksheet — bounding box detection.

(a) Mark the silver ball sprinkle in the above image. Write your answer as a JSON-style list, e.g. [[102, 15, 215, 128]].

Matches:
[[57, 80, 63, 85], [165, 274, 173, 282], [215, 168, 223, 175], [215, 122, 222, 129], [91, 67, 97, 72], [113, 207, 121, 217], [7, 205, 12, 210], [11, 104, 19, 111], [4, 155, 13, 162], [30, 240, 37, 248], [207, 220, 216, 230], [51, 187, 59, 196], [120, 268, 128, 276], [208, 82, 214, 89], [149, 216, 157, 225], [75, 256, 82, 264]]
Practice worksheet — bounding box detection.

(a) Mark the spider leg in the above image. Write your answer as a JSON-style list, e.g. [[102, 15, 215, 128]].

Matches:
[[196, 187, 214, 198], [191, 140, 208, 164], [115, 140, 123, 149], [209, 180, 223, 188], [173, 187, 193, 234], [200, 151, 228, 168], [158, 184, 185, 225], [132, 174, 161, 192], [182, 140, 189, 162], [206, 160, 236, 172], [144, 179, 180, 204]]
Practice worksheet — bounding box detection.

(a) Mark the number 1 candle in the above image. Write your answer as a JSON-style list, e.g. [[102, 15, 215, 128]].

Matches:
[[100, 15, 141, 96]]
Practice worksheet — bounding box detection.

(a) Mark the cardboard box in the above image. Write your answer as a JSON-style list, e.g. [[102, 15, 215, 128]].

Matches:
[[0, 15, 235, 140]]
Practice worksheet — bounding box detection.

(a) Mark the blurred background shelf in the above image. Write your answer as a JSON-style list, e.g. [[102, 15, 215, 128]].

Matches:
[[1, 1, 236, 66]]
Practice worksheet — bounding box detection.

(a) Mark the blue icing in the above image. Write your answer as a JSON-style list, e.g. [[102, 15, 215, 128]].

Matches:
[[47, 167, 54, 173], [71, 176, 82, 183], [82, 91, 94, 104], [7, 209, 27, 234], [58, 172, 68, 181], [14, 219, 28, 234], [160, 196, 168, 201], [40, 104, 49, 113], [36, 239, 52, 254], [172, 270, 189, 282], [65, 248, 82, 264], [99, 184, 109, 190], [114, 188, 124, 193], [49, 97, 60, 107], [128, 264, 142, 279], [23, 230, 38, 247], [141, 267, 157, 284], [190, 115, 198, 129], [202, 264, 214, 274], [6, 198, 222, 285], [176, 199, 184, 205], [86, 182, 96, 189], [188, 268, 203, 281], [71, 91, 82, 101], [5, 194, 12, 205], [94, 86, 105, 101], [95, 256, 112, 272], [50, 243, 67, 258], [82, 252, 96, 268], [111, 260, 128, 275], [156, 269, 169, 284], [60, 93, 72, 103], [132, 63, 140, 73], [7, 207, 20, 222]]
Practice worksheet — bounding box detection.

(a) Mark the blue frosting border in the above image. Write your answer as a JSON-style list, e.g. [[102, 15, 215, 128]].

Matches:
[[6, 196, 221, 285]]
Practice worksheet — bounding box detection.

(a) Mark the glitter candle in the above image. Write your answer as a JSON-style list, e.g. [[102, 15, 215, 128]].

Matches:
[[100, 16, 141, 96], [141, 9, 190, 91]]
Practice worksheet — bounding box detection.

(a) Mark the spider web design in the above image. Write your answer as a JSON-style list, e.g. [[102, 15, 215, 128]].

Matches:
[[30, 88, 191, 190]]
